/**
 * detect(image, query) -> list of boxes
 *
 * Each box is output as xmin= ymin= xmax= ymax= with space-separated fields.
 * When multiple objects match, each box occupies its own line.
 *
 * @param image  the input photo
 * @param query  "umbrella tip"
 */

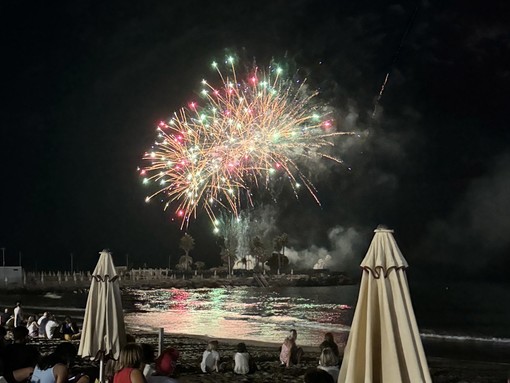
xmin=375 ymin=224 xmax=394 ymax=233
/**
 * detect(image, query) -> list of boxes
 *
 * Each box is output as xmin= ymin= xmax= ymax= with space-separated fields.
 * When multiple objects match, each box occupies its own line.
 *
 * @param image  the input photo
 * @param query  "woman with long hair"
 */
xmin=113 ymin=343 xmax=147 ymax=383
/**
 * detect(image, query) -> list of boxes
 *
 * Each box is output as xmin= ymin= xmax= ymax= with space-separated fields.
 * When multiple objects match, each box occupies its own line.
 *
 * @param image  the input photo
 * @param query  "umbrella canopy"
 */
xmin=78 ymin=249 xmax=126 ymax=361
xmin=339 ymin=227 xmax=431 ymax=383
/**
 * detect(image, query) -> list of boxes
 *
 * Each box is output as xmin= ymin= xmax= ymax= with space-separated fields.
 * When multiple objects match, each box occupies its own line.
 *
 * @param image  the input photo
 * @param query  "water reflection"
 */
xmin=124 ymin=286 xmax=357 ymax=347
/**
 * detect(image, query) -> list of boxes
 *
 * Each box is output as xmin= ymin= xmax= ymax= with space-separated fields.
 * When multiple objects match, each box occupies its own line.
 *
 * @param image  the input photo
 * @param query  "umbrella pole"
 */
xmin=99 ymin=357 xmax=104 ymax=383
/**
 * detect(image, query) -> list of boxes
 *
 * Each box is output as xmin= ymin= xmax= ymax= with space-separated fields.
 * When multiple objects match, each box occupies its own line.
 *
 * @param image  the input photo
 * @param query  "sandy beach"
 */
xmin=29 ymin=331 xmax=510 ymax=383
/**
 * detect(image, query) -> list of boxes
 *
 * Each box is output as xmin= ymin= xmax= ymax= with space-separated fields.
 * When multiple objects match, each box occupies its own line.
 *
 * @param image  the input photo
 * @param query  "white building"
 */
xmin=0 ymin=266 xmax=24 ymax=287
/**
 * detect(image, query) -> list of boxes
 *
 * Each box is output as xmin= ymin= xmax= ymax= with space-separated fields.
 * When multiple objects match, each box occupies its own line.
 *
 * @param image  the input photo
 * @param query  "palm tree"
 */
xmin=194 ymin=261 xmax=205 ymax=271
xmin=220 ymin=247 xmax=235 ymax=276
xmin=250 ymin=236 xmax=265 ymax=271
xmin=179 ymin=233 xmax=195 ymax=271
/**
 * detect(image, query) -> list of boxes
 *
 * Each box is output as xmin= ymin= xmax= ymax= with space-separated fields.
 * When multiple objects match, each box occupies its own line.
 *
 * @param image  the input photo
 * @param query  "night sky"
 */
xmin=1 ymin=1 xmax=509 ymax=280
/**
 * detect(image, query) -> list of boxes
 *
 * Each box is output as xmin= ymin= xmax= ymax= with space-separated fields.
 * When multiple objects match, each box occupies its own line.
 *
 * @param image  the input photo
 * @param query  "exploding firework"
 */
xmin=141 ymin=55 xmax=352 ymax=227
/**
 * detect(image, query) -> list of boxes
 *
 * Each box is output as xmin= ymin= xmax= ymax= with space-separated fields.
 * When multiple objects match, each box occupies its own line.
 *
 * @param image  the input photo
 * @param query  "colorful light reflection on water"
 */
xmin=124 ymin=286 xmax=358 ymax=347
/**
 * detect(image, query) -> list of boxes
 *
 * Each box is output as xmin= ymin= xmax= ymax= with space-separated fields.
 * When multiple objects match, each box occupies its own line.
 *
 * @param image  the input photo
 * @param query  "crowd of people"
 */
xmin=0 ymin=303 xmax=81 ymax=341
xmin=0 ymin=301 xmax=342 ymax=383
xmin=0 ymin=302 xmax=84 ymax=383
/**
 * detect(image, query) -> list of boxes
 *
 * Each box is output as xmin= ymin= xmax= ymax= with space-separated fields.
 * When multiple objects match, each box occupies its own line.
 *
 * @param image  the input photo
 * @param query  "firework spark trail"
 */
xmin=372 ymin=5 xmax=419 ymax=119
xmin=141 ymin=56 xmax=353 ymax=227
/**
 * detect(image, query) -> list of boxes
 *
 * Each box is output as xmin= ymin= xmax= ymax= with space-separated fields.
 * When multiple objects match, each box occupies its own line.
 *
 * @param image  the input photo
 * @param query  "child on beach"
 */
xmin=233 ymin=342 xmax=250 ymax=375
xmin=317 ymin=347 xmax=339 ymax=382
xmin=150 ymin=347 xmax=180 ymax=382
xmin=200 ymin=340 xmax=220 ymax=373
xmin=319 ymin=332 xmax=339 ymax=358
xmin=280 ymin=329 xmax=304 ymax=367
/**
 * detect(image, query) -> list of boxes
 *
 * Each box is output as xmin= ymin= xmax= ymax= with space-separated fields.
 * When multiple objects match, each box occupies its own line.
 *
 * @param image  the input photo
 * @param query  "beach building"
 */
xmin=0 ymin=266 xmax=24 ymax=287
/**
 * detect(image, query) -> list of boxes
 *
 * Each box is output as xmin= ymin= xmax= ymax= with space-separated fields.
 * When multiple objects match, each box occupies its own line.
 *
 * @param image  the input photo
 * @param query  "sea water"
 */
xmin=123 ymin=283 xmax=510 ymax=362
xmin=1 ymin=282 xmax=509 ymax=362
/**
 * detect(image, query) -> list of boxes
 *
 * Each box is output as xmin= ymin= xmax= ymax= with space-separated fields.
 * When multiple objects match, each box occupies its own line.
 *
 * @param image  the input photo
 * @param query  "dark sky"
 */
xmin=1 ymin=0 xmax=509 ymax=280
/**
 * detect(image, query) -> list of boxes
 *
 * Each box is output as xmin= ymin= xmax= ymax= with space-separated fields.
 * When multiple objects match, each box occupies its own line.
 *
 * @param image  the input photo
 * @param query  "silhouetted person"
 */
xmin=0 ymin=308 xmax=10 ymax=326
xmin=303 ymin=368 xmax=335 ymax=383
xmin=3 ymin=326 xmax=39 ymax=383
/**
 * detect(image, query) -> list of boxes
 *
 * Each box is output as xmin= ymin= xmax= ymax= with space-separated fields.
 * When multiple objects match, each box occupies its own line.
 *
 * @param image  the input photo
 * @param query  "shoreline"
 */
xmin=1 ymin=270 xmax=357 ymax=292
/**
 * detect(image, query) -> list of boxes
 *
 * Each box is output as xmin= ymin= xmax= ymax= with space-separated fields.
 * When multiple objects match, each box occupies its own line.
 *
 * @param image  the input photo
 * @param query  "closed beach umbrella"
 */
xmin=339 ymin=226 xmax=431 ymax=383
xmin=78 ymin=249 xmax=126 ymax=381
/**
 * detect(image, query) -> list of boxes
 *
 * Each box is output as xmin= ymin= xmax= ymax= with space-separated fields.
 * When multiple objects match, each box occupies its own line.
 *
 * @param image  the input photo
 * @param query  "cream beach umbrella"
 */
xmin=338 ymin=226 xmax=431 ymax=383
xmin=78 ymin=249 xmax=126 ymax=382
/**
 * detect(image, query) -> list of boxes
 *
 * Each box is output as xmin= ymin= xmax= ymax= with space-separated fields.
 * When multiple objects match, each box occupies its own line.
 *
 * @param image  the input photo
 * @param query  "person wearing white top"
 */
xmin=13 ymin=302 xmax=23 ymax=327
xmin=233 ymin=343 xmax=250 ymax=375
xmin=26 ymin=316 xmax=39 ymax=338
xmin=37 ymin=312 xmax=49 ymax=338
xmin=200 ymin=340 xmax=220 ymax=373
xmin=45 ymin=317 xmax=60 ymax=339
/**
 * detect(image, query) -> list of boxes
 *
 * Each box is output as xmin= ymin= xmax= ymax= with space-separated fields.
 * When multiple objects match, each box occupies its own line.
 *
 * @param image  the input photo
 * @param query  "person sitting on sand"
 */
xmin=113 ymin=343 xmax=147 ymax=383
xmin=61 ymin=317 xmax=80 ymax=341
xmin=147 ymin=347 xmax=180 ymax=383
xmin=303 ymin=367 xmax=335 ymax=383
xmin=233 ymin=342 xmax=250 ymax=375
xmin=280 ymin=329 xmax=304 ymax=367
xmin=317 ymin=347 xmax=339 ymax=382
xmin=30 ymin=342 xmax=89 ymax=383
xmin=37 ymin=312 xmax=49 ymax=338
xmin=319 ymin=332 xmax=339 ymax=359
xmin=200 ymin=340 xmax=220 ymax=373
xmin=26 ymin=316 xmax=39 ymax=338
xmin=45 ymin=315 xmax=60 ymax=340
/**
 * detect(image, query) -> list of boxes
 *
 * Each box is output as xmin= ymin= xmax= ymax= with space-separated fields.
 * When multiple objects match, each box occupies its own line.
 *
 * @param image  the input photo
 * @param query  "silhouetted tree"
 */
xmin=250 ymin=236 xmax=266 ymax=271
xmin=267 ymin=252 xmax=290 ymax=272
xmin=194 ymin=261 xmax=205 ymax=271
xmin=179 ymin=234 xmax=195 ymax=271
xmin=220 ymin=246 xmax=235 ymax=275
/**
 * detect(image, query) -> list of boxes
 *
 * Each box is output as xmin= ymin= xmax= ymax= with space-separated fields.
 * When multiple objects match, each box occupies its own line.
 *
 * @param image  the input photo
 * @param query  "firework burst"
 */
xmin=141 ymin=56 xmax=352 ymax=227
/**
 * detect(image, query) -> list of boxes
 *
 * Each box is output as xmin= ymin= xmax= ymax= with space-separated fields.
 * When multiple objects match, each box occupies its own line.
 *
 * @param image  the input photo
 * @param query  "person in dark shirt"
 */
xmin=319 ymin=332 xmax=339 ymax=358
xmin=61 ymin=316 xmax=80 ymax=340
xmin=0 ymin=308 xmax=11 ymax=326
xmin=3 ymin=326 xmax=39 ymax=383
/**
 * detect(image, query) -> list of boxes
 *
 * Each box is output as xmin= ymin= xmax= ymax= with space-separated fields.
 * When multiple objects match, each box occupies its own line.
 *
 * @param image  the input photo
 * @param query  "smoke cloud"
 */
xmin=285 ymin=225 xmax=364 ymax=273
xmin=417 ymin=153 xmax=510 ymax=275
